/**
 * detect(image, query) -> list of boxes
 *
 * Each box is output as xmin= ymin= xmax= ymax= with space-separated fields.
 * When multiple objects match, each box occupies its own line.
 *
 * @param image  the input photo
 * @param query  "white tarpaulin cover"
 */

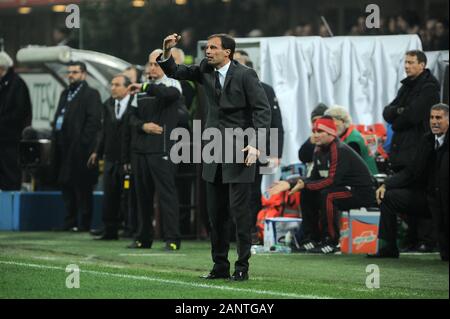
xmin=259 ymin=34 xmax=423 ymax=166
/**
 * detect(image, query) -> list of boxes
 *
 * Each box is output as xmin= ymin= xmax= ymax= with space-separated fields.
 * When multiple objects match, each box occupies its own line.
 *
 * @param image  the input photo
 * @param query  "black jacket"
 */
xmin=261 ymin=82 xmax=284 ymax=158
xmin=385 ymin=131 xmax=448 ymax=210
xmin=96 ymin=96 xmax=134 ymax=163
xmin=299 ymin=139 xmax=374 ymax=191
xmin=383 ymin=69 xmax=440 ymax=171
xmin=158 ymin=55 xmax=271 ymax=183
xmin=128 ymin=83 xmax=180 ymax=155
xmin=52 ymin=81 xmax=102 ymax=186
xmin=0 ymin=68 xmax=32 ymax=143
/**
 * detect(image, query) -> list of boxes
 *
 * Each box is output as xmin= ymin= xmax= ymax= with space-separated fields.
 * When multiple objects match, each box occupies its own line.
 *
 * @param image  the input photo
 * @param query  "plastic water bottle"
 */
xmin=270 ymin=245 xmax=292 ymax=253
xmin=251 ymin=245 xmax=266 ymax=254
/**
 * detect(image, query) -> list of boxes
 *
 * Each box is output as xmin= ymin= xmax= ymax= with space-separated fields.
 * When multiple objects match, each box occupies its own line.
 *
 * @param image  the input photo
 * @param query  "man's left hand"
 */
xmin=242 ymin=145 xmax=261 ymax=167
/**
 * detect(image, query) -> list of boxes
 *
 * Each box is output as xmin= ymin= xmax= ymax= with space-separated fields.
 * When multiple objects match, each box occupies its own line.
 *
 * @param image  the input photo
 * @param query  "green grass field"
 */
xmin=0 ymin=231 xmax=448 ymax=299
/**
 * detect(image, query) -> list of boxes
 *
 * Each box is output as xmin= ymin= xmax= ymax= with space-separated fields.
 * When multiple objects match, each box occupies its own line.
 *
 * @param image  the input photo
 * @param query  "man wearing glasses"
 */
xmin=52 ymin=61 xmax=102 ymax=232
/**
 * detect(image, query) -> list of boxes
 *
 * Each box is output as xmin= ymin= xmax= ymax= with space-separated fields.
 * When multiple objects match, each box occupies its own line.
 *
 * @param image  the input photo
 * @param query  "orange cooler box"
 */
xmin=340 ymin=209 xmax=380 ymax=254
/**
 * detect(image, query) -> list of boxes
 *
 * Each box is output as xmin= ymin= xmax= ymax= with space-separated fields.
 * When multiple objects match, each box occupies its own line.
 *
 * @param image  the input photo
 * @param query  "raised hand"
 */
xmin=163 ymin=33 xmax=181 ymax=58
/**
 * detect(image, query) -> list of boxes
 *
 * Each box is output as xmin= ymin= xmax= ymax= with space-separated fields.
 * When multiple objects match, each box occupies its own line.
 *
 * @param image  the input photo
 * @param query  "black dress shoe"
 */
xmin=200 ymin=271 xmax=230 ymax=280
xmin=94 ymin=234 xmax=118 ymax=240
xmin=90 ymin=229 xmax=104 ymax=236
xmin=367 ymin=247 xmax=399 ymax=259
xmin=127 ymin=240 xmax=152 ymax=249
xmin=416 ymin=243 xmax=435 ymax=253
xmin=230 ymin=271 xmax=249 ymax=281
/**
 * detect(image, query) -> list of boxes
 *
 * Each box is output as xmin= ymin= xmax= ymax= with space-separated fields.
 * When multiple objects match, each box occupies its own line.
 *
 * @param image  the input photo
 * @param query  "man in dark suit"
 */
xmin=371 ymin=104 xmax=449 ymax=261
xmin=52 ymin=61 xmax=102 ymax=232
xmin=157 ymin=33 xmax=271 ymax=281
xmin=87 ymin=74 xmax=134 ymax=240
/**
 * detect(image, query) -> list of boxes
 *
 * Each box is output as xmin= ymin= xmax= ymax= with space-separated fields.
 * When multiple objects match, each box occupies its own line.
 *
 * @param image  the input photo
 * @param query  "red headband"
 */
xmin=313 ymin=118 xmax=337 ymax=136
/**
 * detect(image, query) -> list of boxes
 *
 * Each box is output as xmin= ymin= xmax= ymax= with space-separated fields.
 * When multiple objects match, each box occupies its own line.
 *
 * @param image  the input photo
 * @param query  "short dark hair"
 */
xmin=113 ymin=74 xmax=131 ymax=87
xmin=406 ymin=50 xmax=427 ymax=65
xmin=235 ymin=49 xmax=249 ymax=57
xmin=68 ymin=61 xmax=87 ymax=72
xmin=431 ymin=103 xmax=449 ymax=116
xmin=208 ymin=33 xmax=236 ymax=59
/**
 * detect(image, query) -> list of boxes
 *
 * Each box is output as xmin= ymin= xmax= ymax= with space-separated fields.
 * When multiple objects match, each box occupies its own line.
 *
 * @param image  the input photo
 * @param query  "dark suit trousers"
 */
xmin=206 ymin=165 xmax=252 ymax=273
xmin=428 ymin=194 xmax=449 ymax=260
xmin=133 ymin=153 xmax=180 ymax=243
xmin=378 ymin=188 xmax=429 ymax=248
xmin=62 ymin=185 xmax=93 ymax=230
xmin=102 ymin=160 xmax=123 ymax=235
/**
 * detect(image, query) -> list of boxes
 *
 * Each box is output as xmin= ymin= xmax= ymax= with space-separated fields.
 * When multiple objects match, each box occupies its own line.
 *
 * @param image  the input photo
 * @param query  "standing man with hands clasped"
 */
xmin=153 ymin=33 xmax=271 ymax=281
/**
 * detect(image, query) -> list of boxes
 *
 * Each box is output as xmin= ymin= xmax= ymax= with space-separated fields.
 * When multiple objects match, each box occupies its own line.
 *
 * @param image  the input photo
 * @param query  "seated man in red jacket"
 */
xmin=268 ymin=116 xmax=376 ymax=254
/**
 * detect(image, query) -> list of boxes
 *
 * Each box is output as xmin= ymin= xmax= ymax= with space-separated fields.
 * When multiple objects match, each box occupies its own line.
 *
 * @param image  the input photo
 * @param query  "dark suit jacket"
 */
xmin=261 ymin=82 xmax=283 ymax=158
xmin=158 ymin=56 xmax=271 ymax=183
xmin=52 ymin=81 xmax=102 ymax=186
xmin=96 ymin=96 xmax=134 ymax=163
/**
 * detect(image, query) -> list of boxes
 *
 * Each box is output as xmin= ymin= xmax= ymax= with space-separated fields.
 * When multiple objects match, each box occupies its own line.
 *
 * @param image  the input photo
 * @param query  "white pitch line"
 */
xmin=0 ymin=260 xmax=332 ymax=299
xmin=119 ymin=253 xmax=187 ymax=257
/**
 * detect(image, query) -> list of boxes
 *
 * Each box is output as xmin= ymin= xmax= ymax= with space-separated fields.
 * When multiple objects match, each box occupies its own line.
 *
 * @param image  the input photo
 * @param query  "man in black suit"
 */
xmin=87 ymin=74 xmax=133 ymax=240
xmin=370 ymin=104 xmax=449 ymax=261
xmin=52 ymin=61 xmax=102 ymax=232
xmin=157 ymin=33 xmax=271 ymax=281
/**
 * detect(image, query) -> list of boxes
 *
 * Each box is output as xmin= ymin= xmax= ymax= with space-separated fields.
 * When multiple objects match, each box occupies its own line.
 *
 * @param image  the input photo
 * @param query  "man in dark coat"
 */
xmin=0 ymin=52 xmax=32 ymax=190
xmin=371 ymin=104 xmax=449 ymax=261
xmin=52 ymin=61 xmax=102 ymax=232
xmin=87 ymin=74 xmax=134 ymax=240
xmin=383 ymin=50 xmax=440 ymax=171
xmin=158 ymin=33 xmax=271 ymax=281
xmin=383 ymin=50 xmax=440 ymax=251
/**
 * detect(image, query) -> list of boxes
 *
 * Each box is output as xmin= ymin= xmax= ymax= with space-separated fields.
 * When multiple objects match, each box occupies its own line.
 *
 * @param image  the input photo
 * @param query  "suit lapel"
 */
xmin=222 ymin=61 xmax=236 ymax=91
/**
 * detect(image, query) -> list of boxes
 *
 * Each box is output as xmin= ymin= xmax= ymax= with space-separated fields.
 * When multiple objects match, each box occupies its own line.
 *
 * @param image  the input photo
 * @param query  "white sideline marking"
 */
xmin=119 ymin=253 xmax=187 ymax=257
xmin=0 ymin=260 xmax=331 ymax=299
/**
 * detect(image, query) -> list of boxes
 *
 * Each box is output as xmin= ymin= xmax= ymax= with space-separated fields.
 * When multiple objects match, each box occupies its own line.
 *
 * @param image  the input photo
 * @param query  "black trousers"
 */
xmin=249 ymin=163 xmax=263 ymax=230
xmin=62 ymin=184 xmax=93 ymax=230
xmin=206 ymin=166 xmax=252 ymax=273
xmin=102 ymin=161 xmax=124 ymax=235
xmin=300 ymin=186 xmax=376 ymax=244
xmin=0 ymin=143 xmax=21 ymax=190
xmin=378 ymin=187 xmax=430 ymax=248
xmin=428 ymin=194 xmax=449 ymax=260
xmin=133 ymin=153 xmax=180 ymax=244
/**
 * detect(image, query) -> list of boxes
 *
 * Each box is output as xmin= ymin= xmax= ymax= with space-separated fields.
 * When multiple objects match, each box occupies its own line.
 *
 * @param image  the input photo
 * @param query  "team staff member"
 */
xmin=127 ymin=49 xmax=182 ymax=251
xmin=52 ymin=61 xmax=102 ymax=232
xmin=268 ymin=117 xmax=376 ymax=254
xmin=158 ymin=33 xmax=271 ymax=281
xmin=88 ymin=74 xmax=134 ymax=240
